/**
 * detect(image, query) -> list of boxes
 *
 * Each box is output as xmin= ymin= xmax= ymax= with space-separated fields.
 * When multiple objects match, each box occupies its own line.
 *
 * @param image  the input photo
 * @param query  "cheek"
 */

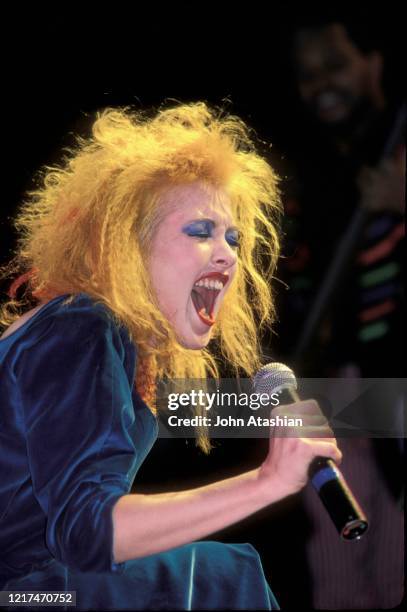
xmin=150 ymin=267 xmax=181 ymax=322
xmin=149 ymin=232 xmax=213 ymax=288
xmin=229 ymin=258 xmax=239 ymax=278
xmin=228 ymin=263 xmax=239 ymax=296
xmin=148 ymin=241 xmax=202 ymax=312
xmin=148 ymin=242 xmax=174 ymax=301
xmin=334 ymin=71 xmax=355 ymax=89
xmin=175 ymin=240 xmax=212 ymax=278
xmin=336 ymin=63 xmax=364 ymax=92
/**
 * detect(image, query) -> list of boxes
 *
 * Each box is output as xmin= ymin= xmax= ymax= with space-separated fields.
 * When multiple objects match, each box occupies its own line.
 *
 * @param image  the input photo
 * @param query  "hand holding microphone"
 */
xmin=253 ymin=363 xmax=368 ymax=541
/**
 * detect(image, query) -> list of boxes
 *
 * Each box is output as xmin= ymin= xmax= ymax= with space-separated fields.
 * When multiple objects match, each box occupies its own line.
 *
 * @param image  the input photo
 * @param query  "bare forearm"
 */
xmin=112 ymin=467 xmax=285 ymax=563
xmin=112 ymin=401 xmax=342 ymax=563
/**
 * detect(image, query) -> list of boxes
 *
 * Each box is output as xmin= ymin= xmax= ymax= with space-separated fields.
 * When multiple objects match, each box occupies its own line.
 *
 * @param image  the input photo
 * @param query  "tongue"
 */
xmin=191 ymin=287 xmax=217 ymax=321
xmin=191 ymin=288 xmax=207 ymax=315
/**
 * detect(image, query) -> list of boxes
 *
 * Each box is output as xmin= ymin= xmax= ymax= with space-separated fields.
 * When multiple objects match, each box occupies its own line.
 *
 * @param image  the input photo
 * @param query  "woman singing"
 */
xmin=0 ymin=102 xmax=341 ymax=610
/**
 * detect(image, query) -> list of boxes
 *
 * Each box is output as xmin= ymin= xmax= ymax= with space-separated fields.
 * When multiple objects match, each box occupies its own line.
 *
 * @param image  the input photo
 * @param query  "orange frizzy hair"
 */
xmin=0 ymin=102 xmax=282 ymax=453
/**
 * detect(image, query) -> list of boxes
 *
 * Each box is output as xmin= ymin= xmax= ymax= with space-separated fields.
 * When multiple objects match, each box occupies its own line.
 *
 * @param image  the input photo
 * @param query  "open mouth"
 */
xmin=191 ymin=273 xmax=228 ymax=327
xmin=312 ymin=90 xmax=349 ymax=121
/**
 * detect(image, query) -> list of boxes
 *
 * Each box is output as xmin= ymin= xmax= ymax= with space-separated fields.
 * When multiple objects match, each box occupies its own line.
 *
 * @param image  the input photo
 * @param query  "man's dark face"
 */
xmin=294 ymin=24 xmax=380 ymax=125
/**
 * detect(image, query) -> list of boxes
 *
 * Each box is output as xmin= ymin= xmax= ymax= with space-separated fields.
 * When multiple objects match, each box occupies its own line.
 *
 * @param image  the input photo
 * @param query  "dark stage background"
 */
xmin=1 ymin=6 xmax=404 ymax=609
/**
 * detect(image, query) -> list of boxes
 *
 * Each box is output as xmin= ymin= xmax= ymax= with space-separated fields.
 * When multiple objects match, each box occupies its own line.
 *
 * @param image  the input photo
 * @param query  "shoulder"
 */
xmin=8 ymin=293 xmax=137 ymax=378
xmin=31 ymin=293 xmax=129 ymax=343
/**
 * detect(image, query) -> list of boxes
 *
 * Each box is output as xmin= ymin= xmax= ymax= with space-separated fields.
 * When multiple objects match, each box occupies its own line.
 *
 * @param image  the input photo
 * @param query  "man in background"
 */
xmin=278 ymin=19 xmax=404 ymax=376
xmin=273 ymin=19 xmax=404 ymax=609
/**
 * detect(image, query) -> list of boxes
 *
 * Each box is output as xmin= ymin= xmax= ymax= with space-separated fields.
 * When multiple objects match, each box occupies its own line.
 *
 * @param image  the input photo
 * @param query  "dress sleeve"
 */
xmin=17 ymin=305 xmax=138 ymax=574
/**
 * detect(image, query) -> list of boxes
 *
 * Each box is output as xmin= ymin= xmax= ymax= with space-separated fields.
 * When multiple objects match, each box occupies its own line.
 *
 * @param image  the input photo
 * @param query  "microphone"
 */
xmin=253 ymin=362 xmax=368 ymax=541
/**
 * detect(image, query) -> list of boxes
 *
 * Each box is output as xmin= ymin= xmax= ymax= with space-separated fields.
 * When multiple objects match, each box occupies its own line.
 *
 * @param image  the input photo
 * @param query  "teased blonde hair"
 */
xmin=0 ymin=102 xmax=281 ymax=452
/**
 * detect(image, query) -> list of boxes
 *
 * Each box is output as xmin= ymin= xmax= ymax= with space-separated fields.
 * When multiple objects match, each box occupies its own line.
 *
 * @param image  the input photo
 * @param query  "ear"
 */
xmin=367 ymin=51 xmax=384 ymax=87
xmin=366 ymin=51 xmax=385 ymax=107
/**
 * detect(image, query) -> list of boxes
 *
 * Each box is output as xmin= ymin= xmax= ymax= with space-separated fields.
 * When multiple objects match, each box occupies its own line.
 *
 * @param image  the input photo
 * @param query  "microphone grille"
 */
xmin=253 ymin=362 xmax=297 ymax=395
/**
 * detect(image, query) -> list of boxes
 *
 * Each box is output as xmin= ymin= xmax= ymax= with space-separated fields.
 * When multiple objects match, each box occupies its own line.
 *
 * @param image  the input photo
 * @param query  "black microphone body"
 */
xmin=254 ymin=363 xmax=369 ymax=541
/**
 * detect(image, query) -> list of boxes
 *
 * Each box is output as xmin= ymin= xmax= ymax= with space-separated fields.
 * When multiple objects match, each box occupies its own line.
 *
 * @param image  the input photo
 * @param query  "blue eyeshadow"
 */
xmin=182 ymin=220 xmax=215 ymax=236
xmin=182 ymin=219 xmax=239 ymax=246
xmin=225 ymin=228 xmax=239 ymax=247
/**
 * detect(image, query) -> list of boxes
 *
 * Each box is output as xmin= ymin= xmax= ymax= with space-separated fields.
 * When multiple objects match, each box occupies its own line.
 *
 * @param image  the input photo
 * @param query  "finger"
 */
xmin=271 ymin=424 xmax=334 ymax=440
xmin=308 ymin=440 xmax=343 ymax=464
xmin=295 ymin=413 xmax=329 ymax=426
xmin=270 ymin=409 xmax=327 ymax=425
xmin=273 ymin=399 xmax=322 ymax=417
xmin=299 ymin=425 xmax=335 ymax=438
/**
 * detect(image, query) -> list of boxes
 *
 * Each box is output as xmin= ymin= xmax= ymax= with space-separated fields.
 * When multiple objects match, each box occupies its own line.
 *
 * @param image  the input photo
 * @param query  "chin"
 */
xmin=178 ymin=331 xmax=212 ymax=350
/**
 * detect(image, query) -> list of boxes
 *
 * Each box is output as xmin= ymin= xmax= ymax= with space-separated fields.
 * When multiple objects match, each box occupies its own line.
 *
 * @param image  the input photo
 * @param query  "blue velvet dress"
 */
xmin=0 ymin=293 xmax=279 ymax=610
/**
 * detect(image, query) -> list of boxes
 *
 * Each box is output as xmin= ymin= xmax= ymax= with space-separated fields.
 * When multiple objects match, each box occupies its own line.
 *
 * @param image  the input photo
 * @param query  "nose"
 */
xmin=211 ymin=236 xmax=238 ymax=269
xmin=300 ymin=69 xmax=334 ymax=99
xmin=315 ymin=65 xmax=343 ymax=93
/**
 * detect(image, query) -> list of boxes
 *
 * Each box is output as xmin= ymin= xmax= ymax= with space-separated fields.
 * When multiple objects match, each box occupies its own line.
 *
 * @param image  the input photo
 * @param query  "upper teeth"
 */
xmin=194 ymin=279 xmax=223 ymax=290
xmin=317 ymin=92 xmax=341 ymax=110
